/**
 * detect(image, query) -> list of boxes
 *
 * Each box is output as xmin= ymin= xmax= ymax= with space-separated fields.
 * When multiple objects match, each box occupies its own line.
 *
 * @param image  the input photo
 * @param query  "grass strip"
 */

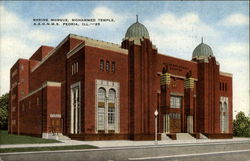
xmin=0 ymin=145 xmax=98 ymax=153
xmin=0 ymin=130 xmax=61 ymax=144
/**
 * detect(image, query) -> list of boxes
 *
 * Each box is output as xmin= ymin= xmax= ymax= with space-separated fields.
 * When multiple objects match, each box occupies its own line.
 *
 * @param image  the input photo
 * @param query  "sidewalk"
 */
xmin=1 ymin=137 xmax=250 ymax=149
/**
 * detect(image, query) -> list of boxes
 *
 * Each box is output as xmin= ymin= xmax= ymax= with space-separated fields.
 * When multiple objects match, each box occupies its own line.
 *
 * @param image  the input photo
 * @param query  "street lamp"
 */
xmin=154 ymin=109 xmax=158 ymax=145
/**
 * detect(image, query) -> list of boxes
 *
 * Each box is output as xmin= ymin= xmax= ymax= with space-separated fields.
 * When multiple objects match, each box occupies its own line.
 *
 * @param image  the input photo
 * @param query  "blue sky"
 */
xmin=0 ymin=1 xmax=249 ymax=116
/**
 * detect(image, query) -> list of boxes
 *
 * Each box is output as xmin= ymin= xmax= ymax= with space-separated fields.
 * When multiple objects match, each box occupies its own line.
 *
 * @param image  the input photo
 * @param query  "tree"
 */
xmin=0 ymin=93 xmax=9 ymax=130
xmin=233 ymin=111 xmax=250 ymax=137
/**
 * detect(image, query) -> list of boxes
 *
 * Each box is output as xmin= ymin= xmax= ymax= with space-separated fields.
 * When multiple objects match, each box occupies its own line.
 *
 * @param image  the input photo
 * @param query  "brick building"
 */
xmin=8 ymin=19 xmax=233 ymax=140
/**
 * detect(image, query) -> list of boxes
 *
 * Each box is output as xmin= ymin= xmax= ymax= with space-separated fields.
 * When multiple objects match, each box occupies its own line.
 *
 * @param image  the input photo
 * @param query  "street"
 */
xmin=1 ymin=140 xmax=250 ymax=161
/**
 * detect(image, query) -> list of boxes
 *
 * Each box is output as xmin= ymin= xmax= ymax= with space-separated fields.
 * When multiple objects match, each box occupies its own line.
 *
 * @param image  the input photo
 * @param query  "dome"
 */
xmin=192 ymin=42 xmax=214 ymax=60
xmin=125 ymin=21 xmax=149 ymax=39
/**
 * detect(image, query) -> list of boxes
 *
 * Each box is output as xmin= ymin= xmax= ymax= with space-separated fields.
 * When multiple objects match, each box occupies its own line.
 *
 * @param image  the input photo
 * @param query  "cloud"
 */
xmin=28 ymin=30 xmax=55 ymax=43
xmin=218 ymin=43 xmax=249 ymax=59
xmin=217 ymin=42 xmax=249 ymax=117
xmin=144 ymin=12 xmax=219 ymax=58
xmin=0 ymin=5 xmax=27 ymax=33
xmin=220 ymin=13 xmax=249 ymax=26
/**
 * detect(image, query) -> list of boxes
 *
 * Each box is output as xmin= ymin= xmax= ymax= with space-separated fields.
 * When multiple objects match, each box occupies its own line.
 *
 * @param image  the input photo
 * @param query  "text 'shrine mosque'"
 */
xmin=9 ymin=19 xmax=233 ymax=140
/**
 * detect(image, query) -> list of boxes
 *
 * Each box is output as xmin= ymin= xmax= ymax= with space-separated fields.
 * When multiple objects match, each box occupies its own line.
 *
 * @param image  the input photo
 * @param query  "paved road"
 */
xmin=129 ymin=149 xmax=250 ymax=161
xmin=1 ymin=141 xmax=250 ymax=161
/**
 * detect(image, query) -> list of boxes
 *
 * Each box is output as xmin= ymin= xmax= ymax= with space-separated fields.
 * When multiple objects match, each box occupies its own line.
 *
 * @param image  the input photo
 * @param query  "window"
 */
xmin=71 ymin=62 xmax=79 ymax=75
xmin=98 ymin=88 xmax=106 ymax=102
xmin=100 ymin=60 xmax=104 ymax=71
xmin=111 ymin=62 xmax=115 ymax=73
xmin=37 ymin=97 xmax=39 ymax=105
xmin=97 ymin=85 xmax=118 ymax=132
xmin=97 ymin=87 xmax=106 ymax=131
xmin=220 ymin=101 xmax=229 ymax=133
xmin=225 ymin=83 xmax=227 ymax=91
xmin=76 ymin=62 xmax=78 ymax=73
xmin=21 ymin=64 xmax=24 ymax=70
xmin=170 ymin=96 xmax=182 ymax=108
xmin=108 ymin=89 xmax=116 ymax=102
xmin=106 ymin=61 xmax=110 ymax=72
xmin=108 ymin=107 xmax=115 ymax=124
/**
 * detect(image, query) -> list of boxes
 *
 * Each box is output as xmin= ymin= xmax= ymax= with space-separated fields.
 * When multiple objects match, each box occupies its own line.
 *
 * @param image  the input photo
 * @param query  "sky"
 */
xmin=0 ymin=1 xmax=249 ymax=116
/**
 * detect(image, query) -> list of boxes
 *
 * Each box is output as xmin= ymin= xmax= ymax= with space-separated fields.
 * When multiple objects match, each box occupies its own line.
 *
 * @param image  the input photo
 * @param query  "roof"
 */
xmin=192 ymin=42 xmax=214 ymax=59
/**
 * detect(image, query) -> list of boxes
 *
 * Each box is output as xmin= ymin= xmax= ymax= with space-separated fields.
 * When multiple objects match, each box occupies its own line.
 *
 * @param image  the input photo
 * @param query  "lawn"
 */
xmin=0 ymin=145 xmax=98 ymax=153
xmin=0 ymin=130 xmax=61 ymax=144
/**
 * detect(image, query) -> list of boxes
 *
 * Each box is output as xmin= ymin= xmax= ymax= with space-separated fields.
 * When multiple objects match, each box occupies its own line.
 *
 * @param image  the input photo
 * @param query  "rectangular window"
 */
xmin=37 ymin=97 xmax=39 ymax=105
xmin=111 ymin=62 xmax=115 ymax=73
xmin=98 ymin=107 xmax=105 ymax=130
xmin=76 ymin=62 xmax=78 ymax=73
xmin=108 ymin=107 xmax=115 ymax=130
xmin=100 ymin=60 xmax=104 ymax=71
xmin=170 ymin=96 xmax=182 ymax=108
xmin=106 ymin=61 xmax=110 ymax=72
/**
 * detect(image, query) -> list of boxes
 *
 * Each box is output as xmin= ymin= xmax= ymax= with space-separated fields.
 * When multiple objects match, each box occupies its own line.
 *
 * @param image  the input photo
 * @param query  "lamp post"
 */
xmin=154 ymin=109 xmax=158 ymax=145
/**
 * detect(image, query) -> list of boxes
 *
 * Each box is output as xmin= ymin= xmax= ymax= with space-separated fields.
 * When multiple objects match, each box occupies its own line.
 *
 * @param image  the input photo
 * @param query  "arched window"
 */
xmin=108 ymin=89 xmax=116 ymax=102
xmin=100 ymin=60 xmax=104 ymax=71
xmin=98 ymin=88 xmax=106 ymax=102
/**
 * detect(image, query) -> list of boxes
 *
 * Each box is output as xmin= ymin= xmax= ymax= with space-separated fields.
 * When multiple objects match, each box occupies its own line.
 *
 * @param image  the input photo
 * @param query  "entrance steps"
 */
xmin=199 ymin=133 xmax=209 ymax=139
xmin=176 ymin=133 xmax=196 ymax=140
xmin=161 ymin=133 xmax=172 ymax=140
xmin=57 ymin=133 xmax=71 ymax=140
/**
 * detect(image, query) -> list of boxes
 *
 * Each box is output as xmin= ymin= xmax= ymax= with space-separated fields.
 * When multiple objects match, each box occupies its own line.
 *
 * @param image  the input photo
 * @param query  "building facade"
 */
xmin=8 ymin=20 xmax=233 ymax=140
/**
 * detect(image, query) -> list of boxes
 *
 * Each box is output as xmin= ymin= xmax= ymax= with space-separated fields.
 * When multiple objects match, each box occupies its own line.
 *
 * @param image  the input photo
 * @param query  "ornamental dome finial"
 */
xmin=192 ymin=39 xmax=214 ymax=60
xmin=125 ymin=16 xmax=150 ymax=40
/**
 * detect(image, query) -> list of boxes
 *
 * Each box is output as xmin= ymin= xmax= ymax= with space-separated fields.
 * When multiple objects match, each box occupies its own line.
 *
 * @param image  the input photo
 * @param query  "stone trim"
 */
xmin=170 ymin=92 xmax=184 ymax=96
xmin=67 ymin=42 xmax=85 ymax=59
xmin=70 ymin=34 xmax=128 ymax=54
xmin=95 ymin=79 xmax=120 ymax=134
xmin=220 ymin=72 xmax=233 ymax=77
xmin=19 ymin=81 xmax=61 ymax=101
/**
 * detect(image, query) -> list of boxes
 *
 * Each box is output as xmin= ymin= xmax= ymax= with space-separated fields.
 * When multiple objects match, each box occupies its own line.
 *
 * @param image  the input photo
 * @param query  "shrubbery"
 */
xmin=0 ymin=93 xmax=9 ymax=130
xmin=233 ymin=111 xmax=250 ymax=137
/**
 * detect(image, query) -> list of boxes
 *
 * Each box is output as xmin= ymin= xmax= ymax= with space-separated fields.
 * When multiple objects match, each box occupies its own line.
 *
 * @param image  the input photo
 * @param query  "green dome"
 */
xmin=125 ymin=22 xmax=149 ymax=39
xmin=192 ymin=42 xmax=214 ymax=59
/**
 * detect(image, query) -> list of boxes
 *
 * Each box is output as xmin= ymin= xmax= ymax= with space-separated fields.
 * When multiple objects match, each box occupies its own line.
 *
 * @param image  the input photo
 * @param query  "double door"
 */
xmin=163 ymin=112 xmax=181 ymax=133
